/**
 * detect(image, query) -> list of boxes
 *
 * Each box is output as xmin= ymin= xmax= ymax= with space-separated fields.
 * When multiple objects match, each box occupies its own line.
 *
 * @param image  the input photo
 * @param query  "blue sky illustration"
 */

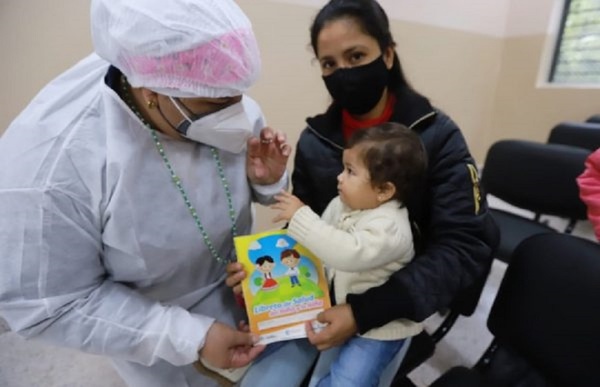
xmin=247 ymin=234 xmax=319 ymax=295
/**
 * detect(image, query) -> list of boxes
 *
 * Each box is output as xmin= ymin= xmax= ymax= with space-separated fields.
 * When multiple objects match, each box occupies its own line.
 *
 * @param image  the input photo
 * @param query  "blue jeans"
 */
xmin=309 ymin=336 xmax=408 ymax=387
xmin=239 ymin=339 xmax=318 ymax=387
xmin=239 ymin=336 xmax=411 ymax=387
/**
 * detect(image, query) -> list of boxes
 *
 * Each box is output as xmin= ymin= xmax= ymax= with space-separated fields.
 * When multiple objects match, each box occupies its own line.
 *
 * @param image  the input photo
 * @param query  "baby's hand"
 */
xmin=270 ymin=191 xmax=305 ymax=223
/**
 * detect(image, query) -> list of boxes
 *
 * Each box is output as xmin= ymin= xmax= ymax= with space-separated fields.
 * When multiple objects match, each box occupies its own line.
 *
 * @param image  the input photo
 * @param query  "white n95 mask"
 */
xmin=170 ymin=97 xmax=253 ymax=153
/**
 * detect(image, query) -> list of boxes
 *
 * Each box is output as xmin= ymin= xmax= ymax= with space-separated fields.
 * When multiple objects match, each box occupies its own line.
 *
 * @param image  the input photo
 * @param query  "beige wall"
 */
xmin=274 ymin=0 xmax=512 ymax=37
xmin=488 ymin=0 xmax=600 ymax=145
xmin=491 ymin=34 xmax=600 ymax=144
xmin=0 ymin=0 xmax=92 ymax=133
xmin=1 ymin=0 xmax=598 ymax=232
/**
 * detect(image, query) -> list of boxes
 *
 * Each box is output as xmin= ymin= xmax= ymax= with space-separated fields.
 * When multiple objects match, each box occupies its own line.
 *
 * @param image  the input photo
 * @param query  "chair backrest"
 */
xmin=585 ymin=114 xmax=600 ymax=124
xmin=487 ymin=233 xmax=600 ymax=387
xmin=481 ymin=139 xmax=589 ymax=220
xmin=547 ymin=121 xmax=600 ymax=152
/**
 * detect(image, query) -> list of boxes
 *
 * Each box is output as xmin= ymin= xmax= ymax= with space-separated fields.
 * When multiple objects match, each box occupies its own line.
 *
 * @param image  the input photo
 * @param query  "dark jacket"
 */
xmin=292 ymin=88 xmax=499 ymax=334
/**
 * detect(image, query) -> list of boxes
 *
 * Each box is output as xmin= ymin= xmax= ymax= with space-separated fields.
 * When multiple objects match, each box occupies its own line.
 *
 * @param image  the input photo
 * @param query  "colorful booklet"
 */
xmin=234 ymin=229 xmax=331 ymax=345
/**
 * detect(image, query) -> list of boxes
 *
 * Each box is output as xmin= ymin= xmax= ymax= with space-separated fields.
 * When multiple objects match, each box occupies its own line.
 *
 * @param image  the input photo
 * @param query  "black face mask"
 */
xmin=322 ymin=56 xmax=390 ymax=115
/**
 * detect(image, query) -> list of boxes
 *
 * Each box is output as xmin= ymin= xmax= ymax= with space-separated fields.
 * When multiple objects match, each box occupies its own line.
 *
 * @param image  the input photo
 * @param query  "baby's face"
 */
xmin=337 ymin=146 xmax=380 ymax=210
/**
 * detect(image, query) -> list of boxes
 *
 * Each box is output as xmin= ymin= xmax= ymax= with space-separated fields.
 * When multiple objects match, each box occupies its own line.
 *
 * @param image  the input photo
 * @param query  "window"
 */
xmin=549 ymin=0 xmax=600 ymax=84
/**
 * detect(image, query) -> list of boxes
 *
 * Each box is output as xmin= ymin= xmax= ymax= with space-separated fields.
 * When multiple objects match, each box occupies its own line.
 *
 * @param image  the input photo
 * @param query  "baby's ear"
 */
xmin=377 ymin=182 xmax=396 ymax=203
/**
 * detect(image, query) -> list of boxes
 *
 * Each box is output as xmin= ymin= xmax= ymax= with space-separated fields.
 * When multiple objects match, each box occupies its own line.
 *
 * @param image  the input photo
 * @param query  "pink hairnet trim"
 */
xmin=125 ymin=28 xmax=259 ymax=91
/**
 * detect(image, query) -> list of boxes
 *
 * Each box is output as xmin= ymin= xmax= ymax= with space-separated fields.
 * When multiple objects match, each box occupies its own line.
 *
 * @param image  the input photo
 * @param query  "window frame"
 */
xmin=547 ymin=0 xmax=600 ymax=85
xmin=548 ymin=0 xmax=572 ymax=82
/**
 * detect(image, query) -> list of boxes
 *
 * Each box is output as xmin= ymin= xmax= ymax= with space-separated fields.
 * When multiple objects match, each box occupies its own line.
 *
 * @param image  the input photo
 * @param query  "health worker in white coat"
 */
xmin=0 ymin=0 xmax=302 ymax=386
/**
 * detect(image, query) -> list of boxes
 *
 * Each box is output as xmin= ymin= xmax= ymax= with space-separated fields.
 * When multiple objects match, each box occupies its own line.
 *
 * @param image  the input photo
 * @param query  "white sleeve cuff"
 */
xmin=155 ymin=310 xmax=215 ymax=366
xmin=251 ymin=170 xmax=289 ymax=204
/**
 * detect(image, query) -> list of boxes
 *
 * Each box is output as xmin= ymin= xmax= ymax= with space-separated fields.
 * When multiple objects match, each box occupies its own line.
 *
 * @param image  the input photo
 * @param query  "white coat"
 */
xmin=0 ymin=54 xmax=285 ymax=386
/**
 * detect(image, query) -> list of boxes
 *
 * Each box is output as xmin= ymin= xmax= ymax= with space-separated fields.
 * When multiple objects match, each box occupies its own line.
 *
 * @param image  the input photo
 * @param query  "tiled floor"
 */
xmin=0 ymin=196 xmax=596 ymax=387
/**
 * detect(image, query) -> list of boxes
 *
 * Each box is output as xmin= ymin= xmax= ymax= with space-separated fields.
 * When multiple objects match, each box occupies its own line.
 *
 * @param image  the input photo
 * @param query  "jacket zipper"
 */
xmin=306 ymin=110 xmax=437 ymax=149
xmin=408 ymin=111 xmax=436 ymax=130
xmin=306 ymin=124 xmax=344 ymax=150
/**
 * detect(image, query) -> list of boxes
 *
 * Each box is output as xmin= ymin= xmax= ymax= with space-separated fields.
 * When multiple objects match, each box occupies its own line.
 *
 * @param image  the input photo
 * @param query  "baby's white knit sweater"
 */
xmin=287 ymin=196 xmax=422 ymax=340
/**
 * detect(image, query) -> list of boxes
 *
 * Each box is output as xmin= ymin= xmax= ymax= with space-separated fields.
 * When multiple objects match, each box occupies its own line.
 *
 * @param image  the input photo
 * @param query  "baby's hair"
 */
xmin=255 ymin=255 xmax=274 ymax=266
xmin=347 ymin=122 xmax=427 ymax=203
xmin=280 ymin=249 xmax=300 ymax=260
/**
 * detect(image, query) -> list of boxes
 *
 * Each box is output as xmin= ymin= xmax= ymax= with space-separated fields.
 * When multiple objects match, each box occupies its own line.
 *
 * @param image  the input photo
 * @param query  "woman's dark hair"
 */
xmin=347 ymin=122 xmax=428 ymax=203
xmin=310 ymin=0 xmax=411 ymax=91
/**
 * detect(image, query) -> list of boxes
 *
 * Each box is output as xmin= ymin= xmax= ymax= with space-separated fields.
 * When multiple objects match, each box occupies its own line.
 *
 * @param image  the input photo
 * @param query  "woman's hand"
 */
xmin=225 ymin=262 xmax=247 ymax=296
xmin=246 ymin=127 xmax=291 ymax=185
xmin=270 ymin=190 xmax=305 ymax=223
xmin=199 ymin=321 xmax=265 ymax=368
xmin=305 ymin=304 xmax=358 ymax=351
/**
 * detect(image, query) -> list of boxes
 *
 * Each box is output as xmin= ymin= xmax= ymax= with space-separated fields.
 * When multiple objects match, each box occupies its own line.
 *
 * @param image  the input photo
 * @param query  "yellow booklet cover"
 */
xmin=234 ymin=229 xmax=331 ymax=345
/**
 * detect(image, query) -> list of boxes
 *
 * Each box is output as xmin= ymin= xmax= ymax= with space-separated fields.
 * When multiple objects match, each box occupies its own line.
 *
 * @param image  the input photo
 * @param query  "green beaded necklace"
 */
xmin=120 ymin=76 xmax=237 ymax=264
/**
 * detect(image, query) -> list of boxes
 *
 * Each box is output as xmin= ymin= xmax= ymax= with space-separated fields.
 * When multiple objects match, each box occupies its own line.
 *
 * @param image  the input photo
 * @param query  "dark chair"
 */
xmin=547 ymin=121 xmax=600 ymax=152
xmin=481 ymin=139 xmax=589 ymax=262
xmin=585 ymin=114 xmax=600 ymax=124
xmin=430 ymin=233 xmax=600 ymax=387
xmin=391 ymin=259 xmax=492 ymax=385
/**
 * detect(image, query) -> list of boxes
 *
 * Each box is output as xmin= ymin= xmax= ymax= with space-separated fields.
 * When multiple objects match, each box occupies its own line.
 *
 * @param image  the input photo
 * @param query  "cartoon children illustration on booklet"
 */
xmin=254 ymin=255 xmax=279 ymax=291
xmin=234 ymin=230 xmax=331 ymax=343
xmin=280 ymin=249 xmax=302 ymax=287
xmin=238 ymin=231 xmax=327 ymax=306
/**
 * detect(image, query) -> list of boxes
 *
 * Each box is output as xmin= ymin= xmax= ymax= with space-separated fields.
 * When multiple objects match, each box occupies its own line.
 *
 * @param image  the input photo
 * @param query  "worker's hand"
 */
xmin=247 ymin=127 xmax=291 ymax=185
xmin=199 ymin=321 xmax=265 ymax=369
xmin=225 ymin=262 xmax=246 ymax=296
xmin=238 ymin=320 xmax=250 ymax=332
xmin=305 ymin=304 xmax=358 ymax=351
xmin=270 ymin=190 xmax=305 ymax=223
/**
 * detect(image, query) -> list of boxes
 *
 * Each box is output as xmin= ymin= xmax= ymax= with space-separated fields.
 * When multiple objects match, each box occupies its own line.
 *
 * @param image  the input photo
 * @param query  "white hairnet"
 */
xmin=91 ymin=0 xmax=261 ymax=98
